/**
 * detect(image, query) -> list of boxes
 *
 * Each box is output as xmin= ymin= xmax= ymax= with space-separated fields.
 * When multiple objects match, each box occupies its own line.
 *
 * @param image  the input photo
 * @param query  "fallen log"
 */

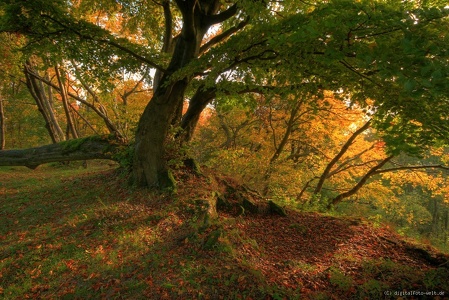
xmin=0 ymin=135 xmax=124 ymax=169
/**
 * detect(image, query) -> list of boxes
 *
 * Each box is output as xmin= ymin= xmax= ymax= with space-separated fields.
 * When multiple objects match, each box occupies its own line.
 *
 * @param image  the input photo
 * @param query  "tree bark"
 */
xmin=133 ymin=0 xmax=227 ymax=188
xmin=24 ymin=62 xmax=66 ymax=143
xmin=0 ymin=135 xmax=121 ymax=169
xmin=55 ymin=66 xmax=79 ymax=139
xmin=27 ymin=67 xmax=124 ymax=139
xmin=0 ymin=96 xmax=5 ymax=150
xmin=133 ymin=79 xmax=189 ymax=188
xmin=328 ymin=155 xmax=394 ymax=208
xmin=314 ymin=120 xmax=371 ymax=194
xmin=181 ymin=85 xmax=216 ymax=141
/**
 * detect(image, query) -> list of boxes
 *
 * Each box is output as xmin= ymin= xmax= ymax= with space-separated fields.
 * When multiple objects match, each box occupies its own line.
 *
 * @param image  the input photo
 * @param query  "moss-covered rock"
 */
xmin=194 ymin=198 xmax=218 ymax=228
xmin=268 ymin=200 xmax=287 ymax=216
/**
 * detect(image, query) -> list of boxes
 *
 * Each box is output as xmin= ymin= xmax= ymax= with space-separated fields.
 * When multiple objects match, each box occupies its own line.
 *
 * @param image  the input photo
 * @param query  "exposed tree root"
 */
xmin=214 ymin=177 xmax=287 ymax=217
xmin=380 ymin=236 xmax=449 ymax=268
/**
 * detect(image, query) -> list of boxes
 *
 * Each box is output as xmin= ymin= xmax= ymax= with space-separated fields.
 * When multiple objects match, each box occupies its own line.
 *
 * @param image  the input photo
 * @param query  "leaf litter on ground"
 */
xmin=1 ymin=162 xmax=448 ymax=299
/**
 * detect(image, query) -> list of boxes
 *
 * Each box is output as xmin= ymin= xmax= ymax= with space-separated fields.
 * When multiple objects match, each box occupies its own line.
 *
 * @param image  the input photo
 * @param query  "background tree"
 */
xmin=23 ymin=60 xmax=66 ymax=143
xmin=0 ymin=33 xmax=50 ymax=148
xmin=0 ymin=95 xmax=5 ymax=150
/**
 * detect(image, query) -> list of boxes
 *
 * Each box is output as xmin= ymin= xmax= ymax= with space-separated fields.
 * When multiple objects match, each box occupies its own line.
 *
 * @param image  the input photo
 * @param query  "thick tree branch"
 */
xmin=204 ymin=4 xmax=238 ymax=26
xmin=0 ymin=135 xmax=123 ymax=169
xmin=328 ymin=158 xmax=449 ymax=208
xmin=329 ymin=155 xmax=394 ymax=208
xmin=174 ymin=0 xmax=189 ymax=15
xmin=154 ymin=0 xmax=174 ymax=91
xmin=162 ymin=0 xmax=174 ymax=53
xmin=314 ymin=120 xmax=372 ymax=194
xmin=199 ymin=17 xmax=249 ymax=55
xmin=180 ymin=85 xmax=216 ymax=141
xmin=39 ymin=14 xmax=167 ymax=72
xmin=328 ymin=159 xmax=383 ymax=178
xmin=373 ymin=164 xmax=449 ymax=175
xmin=327 ymin=145 xmax=376 ymax=177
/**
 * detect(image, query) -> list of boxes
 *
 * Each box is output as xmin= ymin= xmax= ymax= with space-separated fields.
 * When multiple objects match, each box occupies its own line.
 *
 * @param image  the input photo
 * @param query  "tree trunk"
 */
xmin=133 ymin=79 xmax=188 ymax=188
xmin=328 ymin=155 xmax=394 ymax=208
xmin=263 ymin=100 xmax=303 ymax=195
xmin=432 ymin=198 xmax=439 ymax=235
xmin=0 ymin=96 xmax=5 ymax=150
xmin=132 ymin=0 xmax=226 ymax=188
xmin=314 ymin=120 xmax=371 ymax=195
xmin=132 ymin=5 xmax=196 ymax=189
xmin=445 ymin=208 xmax=448 ymax=245
xmin=24 ymin=62 xmax=65 ymax=143
xmin=55 ymin=66 xmax=79 ymax=139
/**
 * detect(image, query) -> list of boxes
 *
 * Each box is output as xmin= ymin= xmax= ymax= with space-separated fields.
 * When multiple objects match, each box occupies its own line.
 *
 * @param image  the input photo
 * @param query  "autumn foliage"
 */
xmin=1 ymin=0 xmax=449 ymax=297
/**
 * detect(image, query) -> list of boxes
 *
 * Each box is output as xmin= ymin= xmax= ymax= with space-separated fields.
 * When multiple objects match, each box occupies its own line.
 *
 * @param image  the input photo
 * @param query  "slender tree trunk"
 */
xmin=24 ymin=63 xmax=65 ymax=143
xmin=28 ymin=67 xmax=123 ymax=139
xmin=55 ymin=66 xmax=79 ymax=139
xmin=70 ymin=102 xmax=99 ymax=135
xmin=445 ymin=208 xmax=448 ymax=245
xmin=263 ymin=100 xmax=303 ymax=195
xmin=328 ymin=155 xmax=394 ymax=208
xmin=0 ymin=96 xmax=5 ymax=150
xmin=314 ymin=120 xmax=371 ymax=195
xmin=217 ymin=113 xmax=233 ymax=149
xmin=432 ymin=198 xmax=439 ymax=236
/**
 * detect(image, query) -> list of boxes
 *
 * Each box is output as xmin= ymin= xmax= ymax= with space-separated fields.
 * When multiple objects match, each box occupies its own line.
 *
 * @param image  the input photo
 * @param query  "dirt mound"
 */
xmin=230 ymin=210 xmax=449 ymax=299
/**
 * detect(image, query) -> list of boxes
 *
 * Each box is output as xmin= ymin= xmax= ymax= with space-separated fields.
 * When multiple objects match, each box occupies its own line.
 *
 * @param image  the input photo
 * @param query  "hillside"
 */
xmin=1 ymin=163 xmax=448 ymax=299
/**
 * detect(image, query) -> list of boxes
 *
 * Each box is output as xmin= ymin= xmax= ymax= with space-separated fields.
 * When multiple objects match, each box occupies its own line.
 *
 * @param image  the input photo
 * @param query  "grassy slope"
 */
xmin=1 ymin=163 xmax=448 ymax=299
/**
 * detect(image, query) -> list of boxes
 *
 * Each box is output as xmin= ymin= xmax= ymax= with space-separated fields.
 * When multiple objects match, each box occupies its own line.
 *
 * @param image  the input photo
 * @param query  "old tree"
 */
xmin=0 ymin=0 xmax=448 ymax=190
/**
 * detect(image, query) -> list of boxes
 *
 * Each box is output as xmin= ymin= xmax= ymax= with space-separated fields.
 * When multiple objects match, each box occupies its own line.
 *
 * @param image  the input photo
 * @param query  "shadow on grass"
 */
xmin=1 ymin=164 xmax=167 ymax=298
xmin=0 ymin=164 xmax=271 ymax=299
xmin=2 ymin=164 xmax=448 ymax=299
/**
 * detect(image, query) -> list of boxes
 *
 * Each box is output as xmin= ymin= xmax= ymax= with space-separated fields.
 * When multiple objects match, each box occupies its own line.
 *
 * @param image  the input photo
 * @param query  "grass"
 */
xmin=1 ymin=163 xmax=154 ymax=298
xmin=0 ymin=162 xmax=277 ymax=299
xmin=1 ymin=162 xmax=448 ymax=299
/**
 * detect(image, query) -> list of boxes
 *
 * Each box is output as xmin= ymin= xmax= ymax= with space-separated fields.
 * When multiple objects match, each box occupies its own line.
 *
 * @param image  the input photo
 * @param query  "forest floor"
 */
xmin=1 ymin=162 xmax=449 ymax=299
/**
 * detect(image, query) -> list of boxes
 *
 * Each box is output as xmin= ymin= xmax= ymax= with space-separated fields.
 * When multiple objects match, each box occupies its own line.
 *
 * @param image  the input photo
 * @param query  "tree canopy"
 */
xmin=0 ymin=0 xmax=448 ymax=188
